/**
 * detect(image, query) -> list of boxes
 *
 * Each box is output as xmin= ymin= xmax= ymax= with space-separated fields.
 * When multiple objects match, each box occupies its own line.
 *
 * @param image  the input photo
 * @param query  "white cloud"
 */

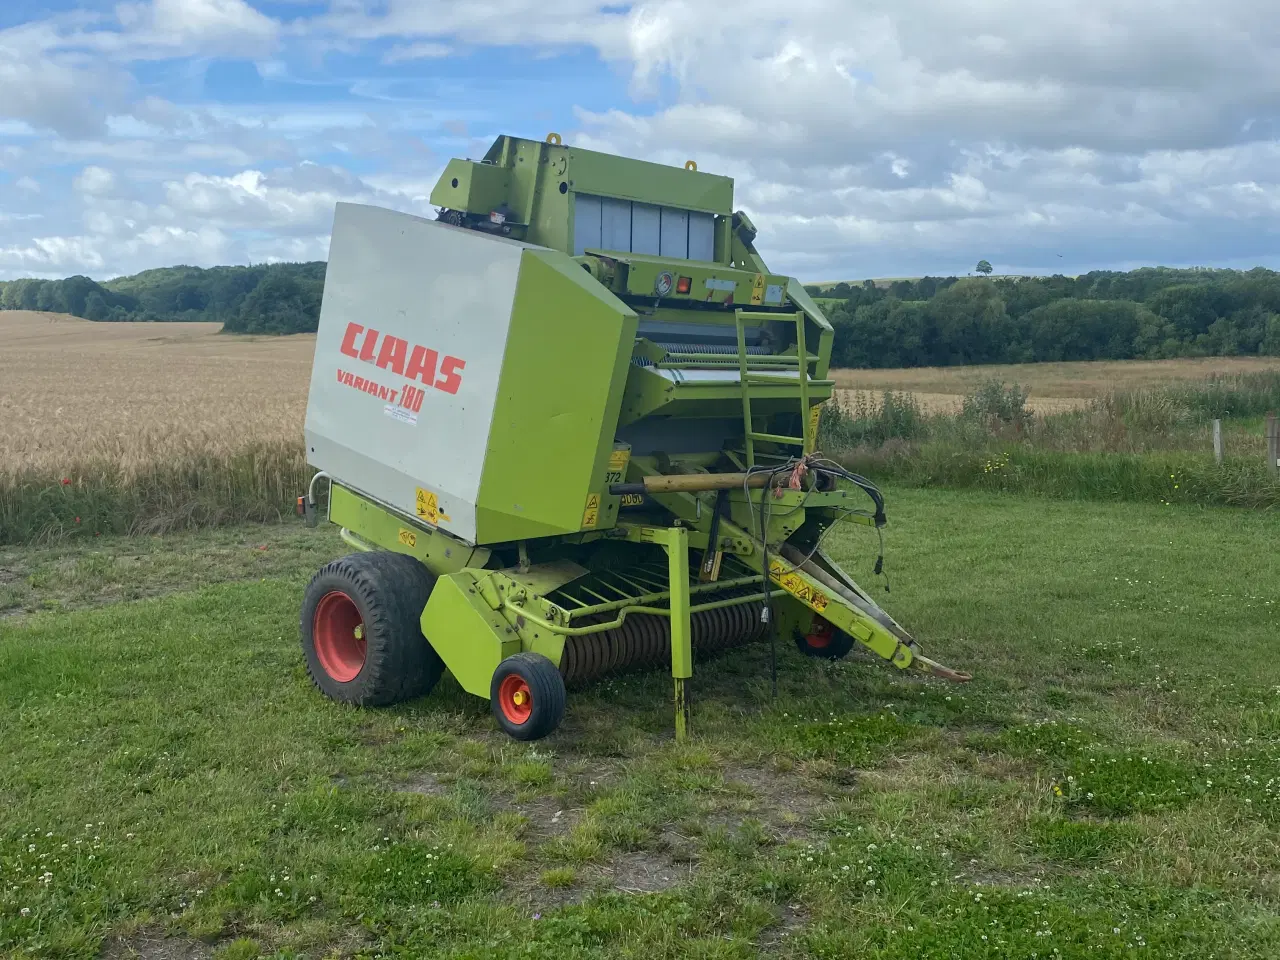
xmin=15 ymin=177 xmax=40 ymax=193
xmin=2 ymin=1 xmax=1280 ymax=281
xmin=381 ymin=41 xmax=452 ymax=64
xmin=113 ymin=0 xmax=279 ymax=56
xmin=73 ymin=166 xmax=117 ymax=196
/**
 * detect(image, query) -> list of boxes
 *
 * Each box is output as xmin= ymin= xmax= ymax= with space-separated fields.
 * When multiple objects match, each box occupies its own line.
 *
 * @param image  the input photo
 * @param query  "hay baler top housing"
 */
xmin=299 ymin=133 xmax=968 ymax=741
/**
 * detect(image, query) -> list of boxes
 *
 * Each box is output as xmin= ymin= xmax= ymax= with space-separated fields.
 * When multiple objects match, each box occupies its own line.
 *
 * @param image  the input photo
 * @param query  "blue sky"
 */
xmin=1 ymin=0 xmax=1279 ymax=282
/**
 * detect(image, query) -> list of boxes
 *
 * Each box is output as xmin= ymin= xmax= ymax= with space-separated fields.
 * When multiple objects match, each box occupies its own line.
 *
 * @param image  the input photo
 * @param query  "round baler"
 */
xmin=295 ymin=132 xmax=970 ymax=740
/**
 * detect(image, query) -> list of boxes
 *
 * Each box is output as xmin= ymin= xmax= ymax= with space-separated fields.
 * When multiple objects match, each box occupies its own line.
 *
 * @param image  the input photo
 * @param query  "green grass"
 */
xmin=3 ymin=490 xmax=1280 ymax=957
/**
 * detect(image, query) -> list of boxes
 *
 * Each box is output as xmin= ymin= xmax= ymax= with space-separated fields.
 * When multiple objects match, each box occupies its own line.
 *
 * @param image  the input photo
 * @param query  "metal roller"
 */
xmin=560 ymin=598 xmax=768 ymax=684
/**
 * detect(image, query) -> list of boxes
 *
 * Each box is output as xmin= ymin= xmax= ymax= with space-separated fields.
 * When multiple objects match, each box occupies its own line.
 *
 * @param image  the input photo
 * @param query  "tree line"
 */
xmin=0 ymin=262 xmax=325 ymax=334
xmin=806 ymin=267 xmax=1280 ymax=367
xmin=4 ymin=261 xmax=1280 ymax=364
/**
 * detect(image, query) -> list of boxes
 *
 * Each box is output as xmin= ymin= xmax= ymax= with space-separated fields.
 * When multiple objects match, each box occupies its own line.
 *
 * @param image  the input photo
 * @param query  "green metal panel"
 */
xmin=587 ymin=254 xmax=790 ymax=306
xmin=473 ymin=248 xmax=638 ymax=543
xmin=429 ymin=159 xmax=512 ymax=218
xmin=786 ymin=278 xmax=835 ymax=381
xmin=566 ymin=146 xmax=733 ymax=215
xmin=428 ymin=135 xmax=733 ymax=255
xmin=419 ymin=572 xmax=520 ymax=697
xmin=327 ymin=483 xmax=489 ymax=576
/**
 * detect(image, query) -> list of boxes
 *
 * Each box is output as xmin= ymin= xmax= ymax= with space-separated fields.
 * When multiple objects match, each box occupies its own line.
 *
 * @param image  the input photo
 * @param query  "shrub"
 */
xmin=960 ymin=379 xmax=1031 ymax=428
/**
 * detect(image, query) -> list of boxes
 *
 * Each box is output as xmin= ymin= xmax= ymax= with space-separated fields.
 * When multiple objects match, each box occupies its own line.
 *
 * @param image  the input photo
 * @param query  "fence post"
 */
xmin=1213 ymin=419 xmax=1223 ymax=465
xmin=1268 ymin=413 xmax=1279 ymax=478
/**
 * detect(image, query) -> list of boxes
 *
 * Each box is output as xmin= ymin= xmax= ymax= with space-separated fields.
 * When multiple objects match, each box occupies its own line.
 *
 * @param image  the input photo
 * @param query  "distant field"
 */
xmin=0 ymin=311 xmax=314 ymax=473
xmin=832 ymin=356 xmax=1280 ymax=414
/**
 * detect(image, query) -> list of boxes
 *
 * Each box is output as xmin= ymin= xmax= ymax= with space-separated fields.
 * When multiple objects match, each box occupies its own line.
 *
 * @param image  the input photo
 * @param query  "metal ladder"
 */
xmin=734 ymin=309 xmax=813 ymax=466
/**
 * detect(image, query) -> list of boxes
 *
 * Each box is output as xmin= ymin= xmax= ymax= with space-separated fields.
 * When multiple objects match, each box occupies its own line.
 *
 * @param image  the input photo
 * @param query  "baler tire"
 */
xmin=794 ymin=619 xmax=855 ymax=661
xmin=300 ymin=552 xmax=443 ymax=707
xmin=490 ymin=653 xmax=566 ymax=741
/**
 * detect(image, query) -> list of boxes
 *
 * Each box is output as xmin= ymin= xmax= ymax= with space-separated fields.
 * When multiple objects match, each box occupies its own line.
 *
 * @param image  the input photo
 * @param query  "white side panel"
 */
xmin=631 ymin=203 xmax=661 ymax=255
xmin=600 ymin=197 xmax=632 ymax=252
xmin=660 ymin=207 xmax=689 ymax=259
xmin=304 ymin=202 xmax=528 ymax=544
xmin=573 ymin=194 xmax=602 ymax=256
xmin=688 ymin=212 xmax=715 ymax=262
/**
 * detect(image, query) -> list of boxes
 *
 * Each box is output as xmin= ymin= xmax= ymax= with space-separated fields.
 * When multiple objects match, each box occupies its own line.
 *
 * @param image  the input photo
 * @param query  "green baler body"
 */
xmin=302 ymin=132 xmax=965 ymax=735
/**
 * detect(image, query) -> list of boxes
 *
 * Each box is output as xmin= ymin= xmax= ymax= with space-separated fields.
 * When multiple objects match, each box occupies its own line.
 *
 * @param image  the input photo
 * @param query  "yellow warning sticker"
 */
xmin=807 ymin=403 xmax=824 ymax=445
xmin=415 ymin=488 xmax=439 ymax=525
xmin=751 ymin=272 xmax=765 ymax=305
xmin=581 ymin=493 xmax=601 ymax=529
xmin=768 ymin=558 xmax=830 ymax=612
xmin=398 ymin=527 xmax=417 ymax=548
xmin=606 ymin=446 xmax=631 ymax=484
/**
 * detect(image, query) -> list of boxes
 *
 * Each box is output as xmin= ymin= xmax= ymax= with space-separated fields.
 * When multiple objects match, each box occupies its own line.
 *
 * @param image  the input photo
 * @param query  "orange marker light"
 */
xmin=676 ymin=276 xmax=692 ymax=294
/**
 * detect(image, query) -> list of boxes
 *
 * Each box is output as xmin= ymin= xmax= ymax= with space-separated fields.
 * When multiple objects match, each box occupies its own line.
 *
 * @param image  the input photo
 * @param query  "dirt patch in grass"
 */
xmin=100 ymin=931 xmax=212 ymax=960
xmin=396 ymin=772 xmax=450 ymax=796
xmin=757 ymin=903 xmax=808 ymax=952
xmin=716 ymin=764 xmax=834 ymax=843
xmin=607 ymin=850 xmax=688 ymax=893
xmin=511 ymin=792 xmax=580 ymax=841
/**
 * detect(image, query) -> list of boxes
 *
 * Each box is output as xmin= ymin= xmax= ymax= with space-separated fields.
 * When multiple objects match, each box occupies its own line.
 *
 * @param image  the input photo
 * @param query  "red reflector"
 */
xmin=676 ymin=276 xmax=692 ymax=294
xmin=296 ymin=497 xmax=306 ymax=516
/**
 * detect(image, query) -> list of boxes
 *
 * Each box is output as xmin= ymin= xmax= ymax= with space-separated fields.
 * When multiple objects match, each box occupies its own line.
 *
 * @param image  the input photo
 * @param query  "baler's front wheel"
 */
xmin=490 ymin=653 xmax=566 ymax=741
xmin=794 ymin=619 xmax=855 ymax=661
xmin=300 ymin=552 xmax=443 ymax=706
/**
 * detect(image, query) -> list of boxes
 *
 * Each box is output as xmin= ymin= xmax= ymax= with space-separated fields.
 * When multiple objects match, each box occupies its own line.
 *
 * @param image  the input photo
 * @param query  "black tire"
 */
xmin=794 ymin=618 xmax=855 ymax=661
xmin=300 ymin=551 xmax=443 ymax=706
xmin=490 ymin=652 xmax=566 ymax=741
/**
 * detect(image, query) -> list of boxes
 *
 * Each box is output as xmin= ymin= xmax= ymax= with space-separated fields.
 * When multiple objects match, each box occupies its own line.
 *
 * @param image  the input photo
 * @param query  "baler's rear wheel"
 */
xmin=794 ymin=618 xmax=855 ymax=661
xmin=490 ymin=652 xmax=566 ymax=741
xmin=300 ymin=552 xmax=443 ymax=706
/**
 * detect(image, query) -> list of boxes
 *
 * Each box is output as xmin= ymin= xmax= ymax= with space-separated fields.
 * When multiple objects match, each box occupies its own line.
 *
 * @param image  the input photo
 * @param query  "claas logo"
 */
xmin=339 ymin=322 xmax=465 ymax=395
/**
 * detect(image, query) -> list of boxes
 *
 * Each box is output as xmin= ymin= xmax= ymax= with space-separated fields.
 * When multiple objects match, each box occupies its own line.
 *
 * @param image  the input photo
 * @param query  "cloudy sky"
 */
xmin=1 ymin=0 xmax=1279 ymax=283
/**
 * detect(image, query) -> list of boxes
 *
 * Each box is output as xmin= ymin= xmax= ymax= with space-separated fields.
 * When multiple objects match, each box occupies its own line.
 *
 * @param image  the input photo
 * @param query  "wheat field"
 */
xmin=2 ymin=311 xmax=315 ymax=474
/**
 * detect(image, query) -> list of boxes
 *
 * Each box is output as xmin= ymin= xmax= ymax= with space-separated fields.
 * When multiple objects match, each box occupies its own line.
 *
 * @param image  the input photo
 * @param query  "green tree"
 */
xmin=975 ymin=260 xmax=993 ymax=275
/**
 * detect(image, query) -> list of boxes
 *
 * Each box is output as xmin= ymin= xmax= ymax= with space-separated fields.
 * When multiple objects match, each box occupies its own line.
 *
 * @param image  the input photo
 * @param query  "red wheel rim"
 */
xmin=806 ymin=620 xmax=834 ymax=649
xmin=498 ymin=674 xmax=533 ymax=724
xmin=313 ymin=591 xmax=366 ymax=682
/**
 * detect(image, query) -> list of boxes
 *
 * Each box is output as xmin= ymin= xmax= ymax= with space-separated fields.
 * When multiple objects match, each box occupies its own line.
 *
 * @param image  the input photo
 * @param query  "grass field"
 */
xmin=3 ymin=489 xmax=1280 ymax=958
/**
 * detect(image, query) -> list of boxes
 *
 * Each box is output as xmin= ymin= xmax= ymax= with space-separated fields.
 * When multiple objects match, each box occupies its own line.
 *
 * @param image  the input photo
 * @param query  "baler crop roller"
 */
xmin=297 ymin=132 xmax=970 ymax=740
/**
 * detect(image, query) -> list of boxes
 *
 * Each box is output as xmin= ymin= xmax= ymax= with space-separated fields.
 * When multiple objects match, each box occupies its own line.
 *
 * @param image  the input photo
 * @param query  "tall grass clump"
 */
xmin=823 ymin=374 xmax=1280 ymax=509
xmin=960 ymin=378 xmax=1032 ymax=429
xmin=0 ymin=443 xmax=314 ymax=544
xmin=819 ymin=391 xmax=926 ymax=449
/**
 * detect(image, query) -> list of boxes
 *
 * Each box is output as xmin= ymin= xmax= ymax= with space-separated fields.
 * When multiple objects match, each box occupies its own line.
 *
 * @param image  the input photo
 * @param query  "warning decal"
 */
xmin=807 ymin=403 xmax=823 ymax=446
xmin=582 ymin=493 xmax=601 ymax=529
xmin=398 ymin=527 xmax=417 ymax=548
xmin=768 ymin=558 xmax=829 ymax=612
xmin=750 ymin=273 xmax=765 ymax=305
xmin=606 ymin=446 xmax=631 ymax=485
xmin=415 ymin=488 xmax=449 ymax=525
